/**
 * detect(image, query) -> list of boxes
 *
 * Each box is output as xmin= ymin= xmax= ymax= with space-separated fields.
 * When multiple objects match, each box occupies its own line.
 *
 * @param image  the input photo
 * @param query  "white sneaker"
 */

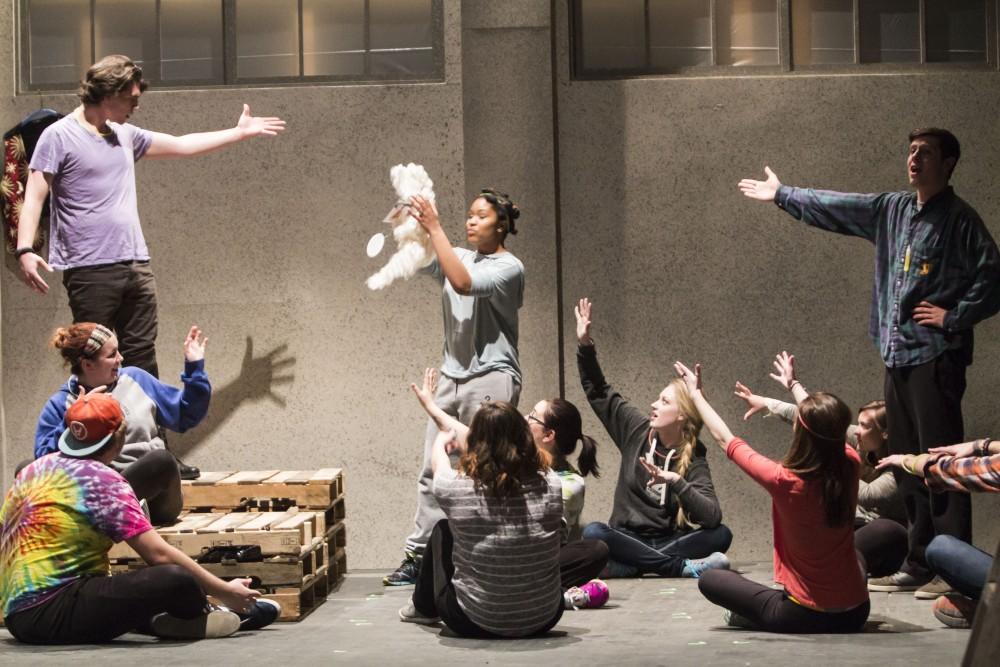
xmin=398 ymin=601 xmax=440 ymax=625
xmin=151 ymin=606 xmax=240 ymax=639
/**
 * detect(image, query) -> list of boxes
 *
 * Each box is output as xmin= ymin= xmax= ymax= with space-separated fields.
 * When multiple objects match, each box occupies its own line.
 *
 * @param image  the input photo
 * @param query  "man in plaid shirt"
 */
xmin=739 ymin=128 xmax=1000 ymax=596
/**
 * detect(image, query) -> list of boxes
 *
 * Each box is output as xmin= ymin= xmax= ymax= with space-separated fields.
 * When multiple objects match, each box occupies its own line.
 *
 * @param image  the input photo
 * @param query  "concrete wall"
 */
xmin=2 ymin=0 xmax=998 ymax=568
xmin=553 ymin=3 xmax=1000 ymax=560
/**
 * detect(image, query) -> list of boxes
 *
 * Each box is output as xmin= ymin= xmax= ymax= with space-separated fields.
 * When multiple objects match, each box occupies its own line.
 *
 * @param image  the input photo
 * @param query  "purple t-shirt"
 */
xmin=30 ymin=115 xmax=154 ymax=270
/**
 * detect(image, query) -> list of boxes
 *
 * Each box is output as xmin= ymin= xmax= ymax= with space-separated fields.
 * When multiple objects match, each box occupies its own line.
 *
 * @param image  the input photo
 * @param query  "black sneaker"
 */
xmin=383 ymin=555 xmax=420 ymax=586
xmin=237 ymin=599 xmax=282 ymax=631
xmin=176 ymin=458 xmax=201 ymax=481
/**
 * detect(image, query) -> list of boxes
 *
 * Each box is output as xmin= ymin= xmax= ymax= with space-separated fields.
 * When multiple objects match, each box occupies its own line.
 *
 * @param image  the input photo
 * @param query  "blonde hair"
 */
xmin=667 ymin=377 xmax=702 ymax=529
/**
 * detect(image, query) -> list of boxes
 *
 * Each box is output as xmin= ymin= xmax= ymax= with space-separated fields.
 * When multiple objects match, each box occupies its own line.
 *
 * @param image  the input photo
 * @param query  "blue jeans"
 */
xmin=925 ymin=534 xmax=991 ymax=600
xmin=582 ymin=522 xmax=732 ymax=577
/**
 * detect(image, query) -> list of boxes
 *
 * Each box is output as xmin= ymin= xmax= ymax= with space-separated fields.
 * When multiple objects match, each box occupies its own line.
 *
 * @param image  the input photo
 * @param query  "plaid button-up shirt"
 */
xmin=776 ymin=185 xmax=1000 ymax=368
xmin=926 ymin=454 xmax=1000 ymax=494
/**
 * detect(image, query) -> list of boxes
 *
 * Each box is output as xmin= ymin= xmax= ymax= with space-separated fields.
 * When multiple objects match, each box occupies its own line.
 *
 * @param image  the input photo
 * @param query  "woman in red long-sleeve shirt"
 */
xmin=664 ymin=354 xmax=870 ymax=633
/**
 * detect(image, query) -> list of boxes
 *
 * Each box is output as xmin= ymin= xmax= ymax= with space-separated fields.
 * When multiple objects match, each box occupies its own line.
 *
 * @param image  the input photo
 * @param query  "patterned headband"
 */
xmin=82 ymin=325 xmax=114 ymax=358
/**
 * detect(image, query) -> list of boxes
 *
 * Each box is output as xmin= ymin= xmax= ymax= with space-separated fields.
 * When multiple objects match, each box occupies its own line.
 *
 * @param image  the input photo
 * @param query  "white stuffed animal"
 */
xmin=366 ymin=163 xmax=436 ymax=291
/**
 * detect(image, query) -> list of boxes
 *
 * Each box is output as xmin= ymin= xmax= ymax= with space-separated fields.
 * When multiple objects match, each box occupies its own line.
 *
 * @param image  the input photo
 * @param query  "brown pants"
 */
xmin=63 ymin=260 xmax=159 ymax=377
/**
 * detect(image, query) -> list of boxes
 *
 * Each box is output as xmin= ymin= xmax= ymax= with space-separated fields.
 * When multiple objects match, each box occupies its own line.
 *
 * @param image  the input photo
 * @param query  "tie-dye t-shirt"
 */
xmin=0 ymin=453 xmax=152 ymax=617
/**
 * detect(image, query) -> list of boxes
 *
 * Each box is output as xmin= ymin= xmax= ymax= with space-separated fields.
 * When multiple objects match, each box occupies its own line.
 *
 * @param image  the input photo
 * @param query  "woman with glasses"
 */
xmin=574 ymin=298 xmax=732 ymax=578
xmin=385 ymin=189 xmax=525 ymax=586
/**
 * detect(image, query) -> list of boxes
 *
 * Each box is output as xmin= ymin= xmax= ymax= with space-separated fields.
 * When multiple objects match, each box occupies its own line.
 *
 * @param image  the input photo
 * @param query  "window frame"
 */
xmin=570 ymin=0 xmax=999 ymax=80
xmin=17 ymin=0 xmax=446 ymax=93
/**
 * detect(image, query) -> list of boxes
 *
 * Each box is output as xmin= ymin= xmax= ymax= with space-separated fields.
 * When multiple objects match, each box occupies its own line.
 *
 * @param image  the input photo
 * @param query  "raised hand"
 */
xmin=738 ymin=166 xmax=781 ymax=202
xmin=410 ymin=194 xmax=441 ymax=234
xmin=674 ymin=360 xmax=702 ymax=396
xmin=575 ymin=298 xmax=594 ymax=345
xmin=769 ymin=351 xmax=797 ymax=390
xmin=640 ymin=456 xmax=680 ymax=487
xmin=236 ymin=104 xmax=286 ymax=138
xmin=733 ymin=381 xmax=768 ymax=421
xmin=18 ymin=252 xmax=53 ymax=295
xmin=410 ymin=367 xmax=439 ymax=411
xmin=183 ymin=326 xmax=208 ymax=362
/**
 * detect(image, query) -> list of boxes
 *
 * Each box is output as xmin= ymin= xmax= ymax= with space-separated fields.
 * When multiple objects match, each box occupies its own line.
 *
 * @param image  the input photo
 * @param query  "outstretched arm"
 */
xmin=411 ymin=195 xmax=473 ymax=294
xmin=770 ymin=351 xmax=809 ymax=405
xmin=145 ymin=104 xmax=285 ymax=158
xmin=674 ymin=361 xmax=734 ymax=449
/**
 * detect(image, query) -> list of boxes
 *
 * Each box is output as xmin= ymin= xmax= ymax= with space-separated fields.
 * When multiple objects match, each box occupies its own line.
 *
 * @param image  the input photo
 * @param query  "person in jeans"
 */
xmin=678 ymin=354 xmax=870 ymax=633
xmin=878 ymin=436 xmax=1000 ymax=627
xmin=397 ymin=396 xmax=563 ymax=637
xmin=739 ymin=128 xmax=1000 ymax=597
xmin=33 ymin=322 xmax=211 ymax=525
xmin=1 ymin=391 xmax=279 ymax=643
xmin=385 ymin=190 xmax=525 ymax=586
xmin=575 ymin=298 xmax=732 ymax=578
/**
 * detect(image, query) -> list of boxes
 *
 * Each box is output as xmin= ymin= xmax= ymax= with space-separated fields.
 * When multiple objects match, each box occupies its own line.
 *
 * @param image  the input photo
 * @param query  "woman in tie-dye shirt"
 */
xmin=1 ymin=391 xmax=272 ymax=643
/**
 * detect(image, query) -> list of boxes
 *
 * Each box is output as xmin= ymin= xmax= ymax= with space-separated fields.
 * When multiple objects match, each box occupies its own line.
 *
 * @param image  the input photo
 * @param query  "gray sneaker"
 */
xmin=151 ymin=606 xmax=240 ymax=639
xmin=914 ymin=576 xmax=955 ymax=600
xmin=867 ymin=571 xmax=931 ymax=592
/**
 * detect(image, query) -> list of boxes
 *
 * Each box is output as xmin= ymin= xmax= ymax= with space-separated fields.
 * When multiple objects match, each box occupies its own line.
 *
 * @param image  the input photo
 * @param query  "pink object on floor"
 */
xmin=580 ymin=579 xmax=609 ymax=608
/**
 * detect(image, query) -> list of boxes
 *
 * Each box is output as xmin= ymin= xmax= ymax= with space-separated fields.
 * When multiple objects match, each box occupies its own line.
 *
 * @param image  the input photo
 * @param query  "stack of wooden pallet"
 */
xmin=108 ymin=468 xmax=345 ymax=621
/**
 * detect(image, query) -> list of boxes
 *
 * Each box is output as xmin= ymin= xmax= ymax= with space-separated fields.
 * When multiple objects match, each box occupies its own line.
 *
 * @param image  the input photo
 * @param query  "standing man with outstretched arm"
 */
xmin=738 ymin=128 xmax=1000 ymax=598
xmin=15 ymin=54 xmax=285 ymax=380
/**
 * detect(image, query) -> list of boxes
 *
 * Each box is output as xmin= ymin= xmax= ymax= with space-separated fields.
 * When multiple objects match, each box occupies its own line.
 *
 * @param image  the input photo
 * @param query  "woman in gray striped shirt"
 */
xmin=399 ymin=371 xmax=564 ymax=637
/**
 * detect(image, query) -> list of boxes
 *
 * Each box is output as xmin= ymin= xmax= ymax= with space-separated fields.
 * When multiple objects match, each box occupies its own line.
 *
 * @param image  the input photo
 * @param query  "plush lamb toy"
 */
xmin=365 ymin=163 xmax=436 ymax=291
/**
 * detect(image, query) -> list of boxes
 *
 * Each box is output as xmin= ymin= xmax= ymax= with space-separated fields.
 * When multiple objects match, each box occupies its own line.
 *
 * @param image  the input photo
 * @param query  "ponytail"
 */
xmin=542 ymin=398 xmax=601 ymax=478
xmin=576 ymin=434 xmax=601 ymax=478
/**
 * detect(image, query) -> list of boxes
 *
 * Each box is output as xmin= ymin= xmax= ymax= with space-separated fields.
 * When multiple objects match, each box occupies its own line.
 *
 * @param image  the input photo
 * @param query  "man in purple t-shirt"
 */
xmin=15 ymin=54 xmax=285 ymax=377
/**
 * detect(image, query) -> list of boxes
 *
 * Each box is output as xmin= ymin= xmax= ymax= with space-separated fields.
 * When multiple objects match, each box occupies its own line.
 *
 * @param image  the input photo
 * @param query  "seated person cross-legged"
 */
xmin=1 ymin=391 xmax=279 ymax=644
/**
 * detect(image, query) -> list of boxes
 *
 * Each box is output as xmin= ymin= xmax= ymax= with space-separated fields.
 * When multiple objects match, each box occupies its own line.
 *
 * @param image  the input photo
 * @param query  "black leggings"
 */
xmin=4 ymin=565 xmax=206 ymax=644
xmin=698 ymin=569 xmax=870 ymax=634
xmin=855 ymin=517 xmax=908 ymax=578
xmin=412 ymin=520 xmax=564 ymax=638
xmin=559 ymin=539 xmax=609 ymax=589
xmin=15 ymin=450 xmax=181 ymax=525
xmin=121 ymin=449 xmax=183 ymax=525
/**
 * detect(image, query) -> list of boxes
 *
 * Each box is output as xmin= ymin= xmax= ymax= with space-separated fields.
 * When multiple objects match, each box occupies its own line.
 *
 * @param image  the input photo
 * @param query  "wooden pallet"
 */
xmin=182 ymin=469 xmax=344 ymax=510
xmin=108 ymin=509 xmax=327 ymax=560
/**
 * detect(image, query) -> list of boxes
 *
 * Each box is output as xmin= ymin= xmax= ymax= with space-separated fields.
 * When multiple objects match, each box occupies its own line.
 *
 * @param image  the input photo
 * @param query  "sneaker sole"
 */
xmin=933 ymin=608 xmax=972 ymax=629
xmin=383 ymin=578 xmax=417 ymax=586
xmin=398 ymin=609 xmax=440 ymax=625
xmin=152 ymin=610 xmax=240 ymax=639
xmin=867 ymin=583 xmax=924 ymax=592
xmin=915 ymin=589 xmax=953 ymax=600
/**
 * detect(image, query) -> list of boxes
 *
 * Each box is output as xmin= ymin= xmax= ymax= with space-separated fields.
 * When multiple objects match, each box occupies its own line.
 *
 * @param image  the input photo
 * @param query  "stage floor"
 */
xmin=0 ymin=562 xmax=971 ymax=666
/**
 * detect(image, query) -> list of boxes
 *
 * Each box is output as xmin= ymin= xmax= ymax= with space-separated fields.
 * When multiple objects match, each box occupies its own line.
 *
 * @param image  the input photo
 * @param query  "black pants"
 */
xmin=855 ymin=518 xmax=909 ymax=578
xmin=884 ymin=351 xmax=971 ymax=577
xmin=698 ymin=569 xmax=870 ymax=634
xmin=15 ymin=451 xmax=181 ymax=524
xmin=412 ymin=520 xmax=564 ymax=638
xmin=121 ymin=449 xmax=183 ymax=525
xmin=5 ymin=565 xmax=205 ymax=644
xmin=559 ymin=538 xmax=609 ymax=589
xmin=63 ymin=260 xmax=160 ymax=377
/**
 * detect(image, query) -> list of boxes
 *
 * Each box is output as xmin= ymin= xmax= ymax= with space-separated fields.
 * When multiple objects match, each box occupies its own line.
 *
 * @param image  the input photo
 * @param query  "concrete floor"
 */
xmin=0 ymin=562 xmax=971 ymax=666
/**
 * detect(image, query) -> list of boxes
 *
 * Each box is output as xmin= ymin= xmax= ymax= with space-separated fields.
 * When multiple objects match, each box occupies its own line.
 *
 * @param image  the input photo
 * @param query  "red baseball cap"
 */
xmin=59 ymin=393 xmax=125 ymax=457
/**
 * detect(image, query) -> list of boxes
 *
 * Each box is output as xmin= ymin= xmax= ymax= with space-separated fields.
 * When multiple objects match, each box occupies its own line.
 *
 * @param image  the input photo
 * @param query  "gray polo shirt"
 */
xmin=428 ymin=248 xmax=523 ymax=383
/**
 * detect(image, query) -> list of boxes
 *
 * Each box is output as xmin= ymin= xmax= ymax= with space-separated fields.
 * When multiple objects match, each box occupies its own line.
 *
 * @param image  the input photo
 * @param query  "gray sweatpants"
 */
xmin=404 ymin=370 xmax=521 ymax=555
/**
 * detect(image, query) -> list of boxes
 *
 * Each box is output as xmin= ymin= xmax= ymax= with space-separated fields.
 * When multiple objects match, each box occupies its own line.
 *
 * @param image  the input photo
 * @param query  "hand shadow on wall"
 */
xmin=170 ymin=336 xmax=296 ymax=459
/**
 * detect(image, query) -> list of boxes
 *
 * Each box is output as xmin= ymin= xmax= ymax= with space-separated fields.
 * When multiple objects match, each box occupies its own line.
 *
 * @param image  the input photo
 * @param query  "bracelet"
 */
xmin=14 ymin=247 xmax=36 ymax=259
xmin=977 ymin=438 xmax=992 ymax=457
xmin=902 ymin=455 xmax=918 ymax=475
xmin=789 ymin=380 xmax=802 ymax=391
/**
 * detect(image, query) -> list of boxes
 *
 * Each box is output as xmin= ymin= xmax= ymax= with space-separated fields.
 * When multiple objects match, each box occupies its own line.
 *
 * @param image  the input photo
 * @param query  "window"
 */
xmin=572 ymin=0 xmax=997 ymax=78
xmin=19 ymin=0 xmax=443 ymax=91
